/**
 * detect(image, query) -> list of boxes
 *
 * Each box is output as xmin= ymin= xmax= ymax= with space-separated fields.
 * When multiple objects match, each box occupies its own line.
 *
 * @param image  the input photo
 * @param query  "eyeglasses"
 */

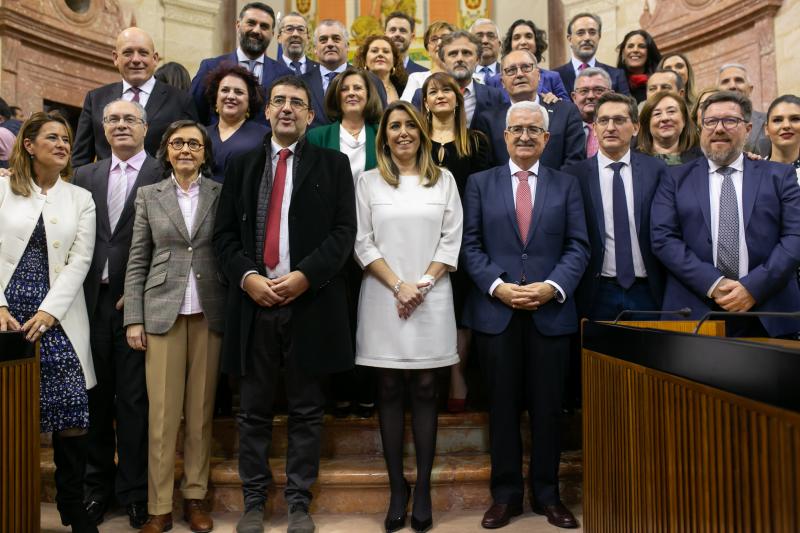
xmin=506 ymin=125 xmax=546 ymax=137
xmin=103 ymin=115 xmax=144 ymax=125
xmin=595 ymin=116 xmax=631 ymax=127
xmin=168 ymin=139 xmax=204 ymax=151
xmin=281 ymin=25 xmax=307 ymax=35
xmin=502 ymin=63 xmax=536 ymax=76
xmin=701 ymin=117 xmax=746 ymax=130
xmin=574 ymin=87 xmax=609 ymax=97
xmin=269 ymin=96 xmax=309 ymax=110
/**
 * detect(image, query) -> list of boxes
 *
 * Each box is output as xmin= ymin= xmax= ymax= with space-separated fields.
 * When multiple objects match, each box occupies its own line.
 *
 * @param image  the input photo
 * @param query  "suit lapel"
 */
xmin=588 ymin=158 xmax=605 ymax=245
xmin=291 ymin=141 xmax=312 ymax=201
xmin=191 ymin=179 xmax=220 ymax=240
xmin=94 ymin=159 xmax=112 ymax=237
xmin=631 ymin=153 xmax=644 ymax=235
xmin=499 ymin=166 xmax=520 ymax=243
xmin=155 ymin=180 xmax=191 ymax=243
xmin=691 ymin=158 xmax=712 ymax=235
xmin=562 ymin=66 xmax=576 ymax=93
xmin=365 ymin=123 xmax=377 ymax=170
xmin=742 ymin=157 xmax=760 ymax=229
xmin=144 ymin=80 xmax=168 ymax=119
xmin=114 ymin=156 xmax=160 ymax=235
xmin=528 ymin=167 xmax=549 ymax=245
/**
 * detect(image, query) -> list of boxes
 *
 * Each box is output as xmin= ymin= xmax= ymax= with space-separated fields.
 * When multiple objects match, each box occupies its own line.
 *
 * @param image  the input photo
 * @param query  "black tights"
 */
xmin=377 ymin=368 xmax=438 ymax=521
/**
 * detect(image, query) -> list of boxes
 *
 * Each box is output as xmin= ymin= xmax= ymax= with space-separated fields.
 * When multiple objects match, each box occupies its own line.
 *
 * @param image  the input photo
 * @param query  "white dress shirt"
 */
xmin=477 ymin=62 xmax=499 ymax=83
xmin=596 ymin=150 xmax=647 ymax=278
xmin=265 ymin=139 xmax=298 ymax=279
xmin=339 ymin=126 xmax=367 ymax=183
xmin=320 ymin=63 xmax=347 ymax=94
xmin=122 ymin=76 xmax=156 ymax=107
xmin=707 ymin=154 xmax=749 ymax=295
xmin=171 ymin=173 xmax=203 ymax=315
xmin=462 ymin=80 xmax=478 ymax=125
xmin=571 ymin=56 xmax=597 ymax=78
xmin=282 ymin=54 xmax=308 ymax=74
xmin=237 ymin=48 xmax=264 ymax=82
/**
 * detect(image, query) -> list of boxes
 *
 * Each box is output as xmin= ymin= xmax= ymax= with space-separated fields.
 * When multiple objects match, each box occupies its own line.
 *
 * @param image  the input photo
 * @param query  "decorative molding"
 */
xmin=162 ymin=0 xmax=222 ymax=29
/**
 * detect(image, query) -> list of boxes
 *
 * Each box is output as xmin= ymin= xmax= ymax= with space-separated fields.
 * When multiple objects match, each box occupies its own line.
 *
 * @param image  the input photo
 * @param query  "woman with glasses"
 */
xmin=616 ymin=30 xmax=662 ymax=103
xmin=637 ymin=91 xmax=702 ymax=165
xmin=124 ymin=120 xmax=226 ymax=533
xmin=401 ymin=21 xmax=456 ymax=102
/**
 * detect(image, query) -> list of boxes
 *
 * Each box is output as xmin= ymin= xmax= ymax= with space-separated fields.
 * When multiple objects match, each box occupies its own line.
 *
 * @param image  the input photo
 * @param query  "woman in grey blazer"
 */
xmin=124 ymin=120 xmax=225 ymax=533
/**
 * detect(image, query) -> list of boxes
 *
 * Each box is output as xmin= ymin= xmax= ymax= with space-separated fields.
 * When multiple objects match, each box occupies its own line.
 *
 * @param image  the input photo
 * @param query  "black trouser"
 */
xmin=84 ymin=285 xmax=148 ymax=505
xmin=475 ymin=311 xmax=569 ymax=507
xmin=238 ymin=306 xmax=326 ymax=510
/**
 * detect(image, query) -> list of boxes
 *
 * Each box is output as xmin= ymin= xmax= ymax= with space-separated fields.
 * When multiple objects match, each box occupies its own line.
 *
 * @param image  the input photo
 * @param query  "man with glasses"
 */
xmin=277 ymin=12 xmax=318 ymax=76
xmin=470 ymin=18 xmax=503 ymax=83
xmin=190 ymin=2 xmax=293 ymax=124
xmin=652 ymin=90 xmax=800 ymax=338
xmin=553 ymin=13 xmax=629 ymax=96
xmin=571 ymin=67 xmax=612 ymax=157
xmin=462 ymin=100 xmax=588 ymax=530
xmin=385 ymin=11 xmax=427 ymax=74
xmin=73 ymin=99 xmax=163 ymax=527
xmin=472 ymin=49 xmax=584 ymax=169
xmin=213 ymin=76 xmax=357 ymax=533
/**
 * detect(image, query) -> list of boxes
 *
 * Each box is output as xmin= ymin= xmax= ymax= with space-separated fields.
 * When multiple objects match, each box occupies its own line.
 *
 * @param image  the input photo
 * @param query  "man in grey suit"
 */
xmin=717 ymin=63 xmax=771 ymax=156
xmin=73 ymin=99 xmax=163 ymax=527
xmin=72 ymin=27 xmax=197 ymax=166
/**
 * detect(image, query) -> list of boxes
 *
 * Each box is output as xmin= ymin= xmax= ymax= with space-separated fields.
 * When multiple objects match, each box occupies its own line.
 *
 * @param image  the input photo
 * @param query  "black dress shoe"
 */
xmin=127 ymin=501 xmax=148 ymax=529
xmin=481 ymin=503 xmax=522 ymax=529
xmin=531 ymin=500 xmax=579 ymax=529
xmin=84 ymin=500 xmax=107 ymax=526
xmin=410 ymin=513 xmax=433 ymax=533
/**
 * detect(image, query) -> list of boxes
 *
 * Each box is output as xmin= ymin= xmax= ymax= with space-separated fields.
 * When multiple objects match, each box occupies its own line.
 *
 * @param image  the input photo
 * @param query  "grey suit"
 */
xmin=124 ymin=177 xmax=226 ymax=334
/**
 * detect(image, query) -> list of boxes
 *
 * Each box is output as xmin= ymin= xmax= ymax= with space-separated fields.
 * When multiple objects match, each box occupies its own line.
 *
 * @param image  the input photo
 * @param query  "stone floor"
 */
xmin=41 ymin=503 xmax=583 ymax=532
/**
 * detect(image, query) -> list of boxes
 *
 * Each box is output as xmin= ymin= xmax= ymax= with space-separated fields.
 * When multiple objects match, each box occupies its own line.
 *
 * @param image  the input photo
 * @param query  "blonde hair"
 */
xmin=8 ymin=112 xmax=74 ymax=197
xmin=375 ymin=100 xmax=441 ymax=188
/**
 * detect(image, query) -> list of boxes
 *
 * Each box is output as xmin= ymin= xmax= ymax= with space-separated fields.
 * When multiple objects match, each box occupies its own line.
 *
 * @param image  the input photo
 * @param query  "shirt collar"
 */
xmin=597 ymin=149 xmax=631 ymax=169
xmin=110 ymin=149 xmax=147 ymax=172
xmin=237 ymin=48 xmax=264 ymax=64
xmin=479 ymin=62 xmax=497 ymax=75
xmin=320 ymin=63 xmax=347 ymax=78
xmin=283 ymin=55 xmax=306 ymax=66
xmin=271 ymin=139 xmax=299 ymax=158
xmin=170 ymin=172 xmax=201 ymax=192
xmin=708 ymin=153 xmax=745 ymax=174
xmin=122 ymin=76 xmax=155 ymax=96
xmin=509 ymin=159 xmax=540 ymax=178
xmin=463 ymin=80 xmax=476 ymax=95
xmin=571 ymin=56 xmax=596 ymax=70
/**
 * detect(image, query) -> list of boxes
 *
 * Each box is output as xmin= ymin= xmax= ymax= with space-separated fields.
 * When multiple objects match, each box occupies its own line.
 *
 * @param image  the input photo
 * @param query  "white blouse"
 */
xmin=339 ymin=125 xmax=367 ymax=183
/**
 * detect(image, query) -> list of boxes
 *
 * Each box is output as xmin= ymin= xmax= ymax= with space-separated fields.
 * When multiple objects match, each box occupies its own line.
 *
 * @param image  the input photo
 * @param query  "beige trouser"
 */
xmin=145 ymin=314 xmax=221 ymax=515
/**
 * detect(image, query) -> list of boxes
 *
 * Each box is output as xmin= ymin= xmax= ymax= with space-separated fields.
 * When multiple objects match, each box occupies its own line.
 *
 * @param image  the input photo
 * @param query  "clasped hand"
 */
xmin=394 ymin=280 xmax=431 ymax=319
xmin=0 ymin=306 xmax=57 ymax=343
xmin=243 ymin=271 xmax=310 ymax=307
xmin=711 ymin=278 xmax=756 ymax=312
xmin=494 ymin=282 xmax=555 ymax=311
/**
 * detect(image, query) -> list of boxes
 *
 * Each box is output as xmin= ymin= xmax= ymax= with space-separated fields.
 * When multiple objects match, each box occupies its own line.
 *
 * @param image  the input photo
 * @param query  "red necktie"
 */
xmin=264 ymin=148 xmax=292 ymax=269
xmin=130 ymin=87 xmax=141 ymax=103
xmin=515 ymin=170 xmax=533 ymax=240
xmin=578 ymin=63 xmax=589 ymax=71
xmin=586 ymin=124 xmax=599 ymax=157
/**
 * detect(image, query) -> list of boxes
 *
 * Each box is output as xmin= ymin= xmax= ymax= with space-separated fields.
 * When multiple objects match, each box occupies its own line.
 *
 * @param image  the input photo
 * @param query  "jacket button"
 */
xmin=50 ymin=217 xmax=58 ymax=224
xmin=55 ymin=265 xmax=62 ymax=273
xmin=53 ymin=241 xmax=61 ymax=249
xmin=196 ymin=273 xmax=202 ymax=279
xmin=521 ymin=253 xmax=528 ymax=260
xmin=187 ymin=246 xmax=193 ymax=252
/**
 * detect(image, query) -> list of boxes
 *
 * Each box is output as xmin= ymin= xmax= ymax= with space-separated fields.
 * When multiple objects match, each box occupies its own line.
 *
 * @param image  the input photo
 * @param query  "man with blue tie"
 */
xmin=190 ymin=2 xmax=293 ymax=124
xmin=461 ymin=101 xmax=588 ymax=529
xmin=563 ymin=92 xmax=666 ymax=320
xmin=470 ymin=19 xmax=502 ymax=84
xmin=651 ymin=90 xmax=800 ymax=337
xmin=276 ymin=12 xmax=319 ymax=76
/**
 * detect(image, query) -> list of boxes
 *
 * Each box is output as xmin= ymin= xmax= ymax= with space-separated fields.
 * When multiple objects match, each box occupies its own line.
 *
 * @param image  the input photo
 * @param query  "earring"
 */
xmin=246 ymin=111 xmax=250 ymax=119
xmin=215 ymin=106 xmax=219 ymax=113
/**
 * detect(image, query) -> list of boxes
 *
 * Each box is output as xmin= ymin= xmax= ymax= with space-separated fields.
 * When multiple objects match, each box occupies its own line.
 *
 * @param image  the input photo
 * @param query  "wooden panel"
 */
xmin=613 ymin=320 xmax=726 ymax=336
xmin=583 ymin=349 xmax=800 ymax=533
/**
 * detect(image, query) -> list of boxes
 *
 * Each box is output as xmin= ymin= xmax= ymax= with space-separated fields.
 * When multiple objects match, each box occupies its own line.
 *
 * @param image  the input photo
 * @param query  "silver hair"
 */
xmin=314 ymin=19 xmax=348 ymax=43
xmin=717 ymin=63 xmax=751 ymax=84
xmin=506 ymin=100 xmax=549 ymax=132
xmin=469 ymin=18 xmax=500 ymax=37
xmin=501 ymin=48 xmax=538 ymax=68
xmin=575 ymin=66 xmax=612 ymax=88
xmin=277 ymin=11 xmax=307 ymax=33
xmin=102 ymin=98 xmax=147 ymax=123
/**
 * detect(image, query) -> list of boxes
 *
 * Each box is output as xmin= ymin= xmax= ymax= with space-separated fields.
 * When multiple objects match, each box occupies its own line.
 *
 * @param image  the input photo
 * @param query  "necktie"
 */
xmin=578 ymin=63 xmax=589 ymax=71
xmin=290 ymin=61 xmax=302 ymax=76
xmin=480 ymin=66 xmax=492 ymax=83
xmin=108 ymin=161 xmax=127 ymax=232
xmin=610 ymin=161 xmax=635 ymax=289
xmin=324 ymin=71 xmax=337 ymax=92
xmin=130 ymin=87 xmax=141 ymax=103
xmin=586 ymin=124 xmax=599 ymax=158
xmin=264 ymin=148 xmax=292 ymax=269
xmin=716 ymin=166 xmax=739 ymax=280
xmin=515 ymin=170 xmax=533 ymax=241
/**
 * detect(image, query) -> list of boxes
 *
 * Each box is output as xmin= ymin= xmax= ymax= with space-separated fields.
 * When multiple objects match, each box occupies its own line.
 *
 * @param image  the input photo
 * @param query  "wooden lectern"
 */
xmin=0 ymin=331 xmax=39 ymax=533
xmin=582 ymin=320 xmax=800 ymax=533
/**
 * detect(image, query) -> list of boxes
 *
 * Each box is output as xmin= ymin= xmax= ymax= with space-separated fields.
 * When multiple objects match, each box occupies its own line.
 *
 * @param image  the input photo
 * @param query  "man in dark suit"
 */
xmin=276 ymin=12 xmax=319 ymax=76
xmin=411 ymin=31 xmax=506 ymax=127
xmin=470 ymin=18 xmax=502 ymax=83
xmin=553 ymin=13 xmax=629 ymax=96
xmin=461 ymin=100 xmax=589 ymax=530
xmin=73 ymin=99 xmax=162 ymax=528
xmin=213 ymin=76 xmax=356 ymax=533
xmin=385 ymin=11 xmax=427 ymax=75
xmin=190 ymin=2 xmax=293 ymax=125
xmin=651 ymin=90 xmax=800 ymax=337
xmin=472 ymin=49 xmax=585 ymax=170
xmin=563 ymin=92 xmax=666 ymax=320
xmin=72 ymin=27 xmax=197 ymax=166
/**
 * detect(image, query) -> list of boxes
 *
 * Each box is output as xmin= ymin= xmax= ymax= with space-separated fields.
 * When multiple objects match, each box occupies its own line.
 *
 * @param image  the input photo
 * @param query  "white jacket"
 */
xmin=0 ymin=176 xmax=97 ymax=388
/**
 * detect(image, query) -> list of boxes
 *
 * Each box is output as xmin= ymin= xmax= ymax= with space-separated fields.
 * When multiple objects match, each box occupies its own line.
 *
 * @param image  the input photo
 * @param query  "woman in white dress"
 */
xmin=355 ymin=100 xmax=463 ymax=533
xmin=400 ymin=21 xmax=456 ymax=102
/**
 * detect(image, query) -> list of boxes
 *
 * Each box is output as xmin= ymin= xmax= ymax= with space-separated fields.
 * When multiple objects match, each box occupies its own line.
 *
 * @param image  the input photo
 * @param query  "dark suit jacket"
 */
xmin=302 ymin=67 xmax=388 ymax=129
xmin=278 ymin=56 xmax=320 ymax=75
xmin=651 ymin=157 xmax=800 ymax=336
xmin=554 ymin=61 xmax=630 ymax=96
xmin=460 ymin=164 xmax=590 ymax=336
xmin=485 ymin=69 xmax=570 ymax=101
xmin=411 ymin=82 xmax=506 ymax=128
xmin=562 ymin=151 xmax=667 ymax=315
xmin=405 ymin=58 xmax=428 ymax=75
xmin=472 ymin=99 xmax=586 ymax=170
xmin=73 ymin=154 xmax=164 ymax=316
xmin=72 ymin=81 xmax=198 ymax=166
xmin=213 ymin=137 xmax=357 ymax=375
xmin=190 ymin=52 xmax=294 ymax=125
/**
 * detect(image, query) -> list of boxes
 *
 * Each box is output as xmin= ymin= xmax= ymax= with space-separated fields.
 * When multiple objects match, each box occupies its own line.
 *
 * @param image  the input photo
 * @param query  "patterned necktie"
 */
xmin=290 ymin=61 xmax=302 ymax=76
xmin=108 ymin=161 xmax=127 ymax=232
xmin=480 ymin=66 xmax=492 ymax=83
xmin=264 ymin=148 xmax=292 ymax=269
xmin=586 ymin=124 xmax=599 ymax=158
xmin=515 ymin=170 xmax=533 ymax=241
xmin=578 ymin=63 xmax=589 ymax=71
xmin=609 ymin=161 xmax=635 ymax=289
xmin=716 ymin=166 xmax=739 ymax=280
xmin=130 ymin=87 xmax=141 ymax=103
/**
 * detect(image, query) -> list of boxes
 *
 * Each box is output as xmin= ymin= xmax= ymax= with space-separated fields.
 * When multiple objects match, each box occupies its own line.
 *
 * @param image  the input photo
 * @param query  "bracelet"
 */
xmin=392 ymin=279 xmax=403 ymax=295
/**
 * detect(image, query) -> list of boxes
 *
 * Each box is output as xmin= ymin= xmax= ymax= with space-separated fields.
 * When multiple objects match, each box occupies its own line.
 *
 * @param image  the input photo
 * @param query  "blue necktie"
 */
xmin=610 ymin=161 xmax=635 ymax=289
xmin=716 ymin=166 xmax=739 ymax=280
xmin=290 ymin=61 xmax=302 ymax=77
xmin=324 ymin=71 xmax=337 ymax=92
xmin=480 ymin=66 xmax=492 ymax=83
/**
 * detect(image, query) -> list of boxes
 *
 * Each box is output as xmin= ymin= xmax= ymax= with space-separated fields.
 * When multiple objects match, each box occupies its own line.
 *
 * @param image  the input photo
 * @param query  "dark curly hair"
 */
xmin=204 ymin=63 xmax=264 ymax=120
xmin=501 ymin=19 xmax=548 ymax=63
xmin=616 ymin=30 xmax=662 ymax=76
xmin=353 ymin=34 xmax=408 ymax=93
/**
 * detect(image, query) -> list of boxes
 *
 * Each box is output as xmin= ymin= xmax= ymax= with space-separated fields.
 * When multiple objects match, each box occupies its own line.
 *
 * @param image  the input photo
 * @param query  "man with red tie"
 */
xmin=571 ymin=67 xmax=612 ymax=158
xmin=213 ymin=75 xmax=356 ymax=533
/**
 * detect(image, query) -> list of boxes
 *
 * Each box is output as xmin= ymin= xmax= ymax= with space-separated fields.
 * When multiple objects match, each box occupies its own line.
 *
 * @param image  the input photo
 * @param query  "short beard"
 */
xmin=702 ymin=139 xmax=745 ymax=166
xmin=392 ymin=38 xmax=409 ymax=54
xmin=449 ymin=67 xmax=472 ymax=81
xmin=240 ymin=32 xmax=267 ymax=56
xmin=284 ymin=43 xmax=305 ymax=61
xmin=573 ymin=45 xmax=596 ymax=62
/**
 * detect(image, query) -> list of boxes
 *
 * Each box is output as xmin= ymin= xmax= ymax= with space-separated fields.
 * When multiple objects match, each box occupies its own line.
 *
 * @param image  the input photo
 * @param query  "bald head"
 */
xmin=113 ymin=27 xmax=159 ymax=86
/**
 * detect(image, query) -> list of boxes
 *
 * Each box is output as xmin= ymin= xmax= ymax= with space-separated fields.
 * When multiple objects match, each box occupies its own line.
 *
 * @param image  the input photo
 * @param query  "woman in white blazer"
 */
xmin=0 ymin=112 xmax=97 ymax=533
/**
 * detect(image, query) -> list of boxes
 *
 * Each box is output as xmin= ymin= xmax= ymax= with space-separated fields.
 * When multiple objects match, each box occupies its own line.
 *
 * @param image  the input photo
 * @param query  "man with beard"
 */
xmin=651 ymin=90 xmax=800 ymax=338
xmin=572 ymin=67 xmax=612 ymax=157
xmin=190 ymin=2 xmax=292 ymax=125
xmin=277 ymin=12 xmax=318 ymax=76
xmin=470 ymin=18 xmax=502 ymax=84
xmin=717 ymin=63 xmax=771 ymax=155
xmin=411 ymin=31 xmax=505 ymax=126
xmin=472 ymin=49 xmax=584 ymax=169
xmin=553 ymin=13 xmax=629 ymax=96
xmin=385 ymin=11 xmax=427 ymax=74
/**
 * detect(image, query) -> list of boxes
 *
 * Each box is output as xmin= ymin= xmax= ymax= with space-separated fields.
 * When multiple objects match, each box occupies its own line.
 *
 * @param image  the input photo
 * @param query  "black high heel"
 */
xmin=410 ymin=513 xmax=433 ymax=533
xmin=384 ymin=479 xmax=411 ymax=533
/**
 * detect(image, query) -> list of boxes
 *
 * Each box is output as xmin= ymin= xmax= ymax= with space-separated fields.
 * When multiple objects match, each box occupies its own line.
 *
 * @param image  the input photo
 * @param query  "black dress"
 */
xmin=431 ymin=131 xmax=491 ymax=326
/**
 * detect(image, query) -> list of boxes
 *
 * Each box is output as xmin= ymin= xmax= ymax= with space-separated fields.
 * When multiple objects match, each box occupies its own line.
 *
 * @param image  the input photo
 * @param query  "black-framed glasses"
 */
xmin=269 ymin=96 xmax=309 ymax=110
xmin=168 ymin=139 xmax=203 ymax=151
xmin=103 ymin=115 xmax=144 ymax=125
xmin=595 ymin=116 xmax=631 ymax=127
xmin=701 ymin=117 xmax=746 ymax=130
xmin=502 ymin=63 xmax=535 ymax=77
xmin=506 ymin=125 xmax=545 ymax=137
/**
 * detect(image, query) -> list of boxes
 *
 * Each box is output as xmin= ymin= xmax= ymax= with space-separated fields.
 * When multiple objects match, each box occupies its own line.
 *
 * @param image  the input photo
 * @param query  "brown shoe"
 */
xmin=480 ymin=503 xmax=522 ymax=529
xmin=140 ymin=513 xmax=173 ymax=533
xmin=184 ymin=499 xmax=214 ymax=533
xmin=531 ymin=500 xmax=579 ymax=529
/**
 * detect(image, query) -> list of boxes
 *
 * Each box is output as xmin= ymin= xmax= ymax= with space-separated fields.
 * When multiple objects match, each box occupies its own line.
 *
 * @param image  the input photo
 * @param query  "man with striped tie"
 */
xmin=276 ymin=12 xmax=319 ymax=77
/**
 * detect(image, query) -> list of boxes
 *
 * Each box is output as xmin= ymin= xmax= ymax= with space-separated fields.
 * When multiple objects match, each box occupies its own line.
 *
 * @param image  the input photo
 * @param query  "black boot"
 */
xmin=52 ymin=433 xmax=99 ymax=533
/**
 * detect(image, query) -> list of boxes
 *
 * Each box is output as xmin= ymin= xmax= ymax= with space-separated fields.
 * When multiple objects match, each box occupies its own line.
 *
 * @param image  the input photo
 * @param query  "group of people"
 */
xmin=0 ymin=2 xmax=799 ymax=533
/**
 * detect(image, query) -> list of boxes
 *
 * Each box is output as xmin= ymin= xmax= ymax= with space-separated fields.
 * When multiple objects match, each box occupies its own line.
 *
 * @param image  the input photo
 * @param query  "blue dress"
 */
xmin=4 ymin=217 xmax=89 ymax=433
xmin=209 ymin=120 xmax=269 ymax=183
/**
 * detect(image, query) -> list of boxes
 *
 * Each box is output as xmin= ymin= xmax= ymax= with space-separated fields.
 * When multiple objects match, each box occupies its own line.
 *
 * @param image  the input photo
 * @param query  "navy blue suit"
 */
xmin=485 ymin=69 xmax=570 ymax=102
xmin=563 ymin=151 xmax=667 ymax=318
xmin=651 ymin=157 xmax=800 ymax=336
xmin=190 ymin=52 xmax=294 ymax=125
xmin=553 ymin=61 xmax=630 ymax=97
xmin=471 ymin=99 xmax=585 ymax=170
xmin=410 ymin=82 xmax=506 ymax=128
xmin=404 ymin=58 xmax=428 ymax=75
xmin=302 ymin=67 xmax=388 ymax=129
